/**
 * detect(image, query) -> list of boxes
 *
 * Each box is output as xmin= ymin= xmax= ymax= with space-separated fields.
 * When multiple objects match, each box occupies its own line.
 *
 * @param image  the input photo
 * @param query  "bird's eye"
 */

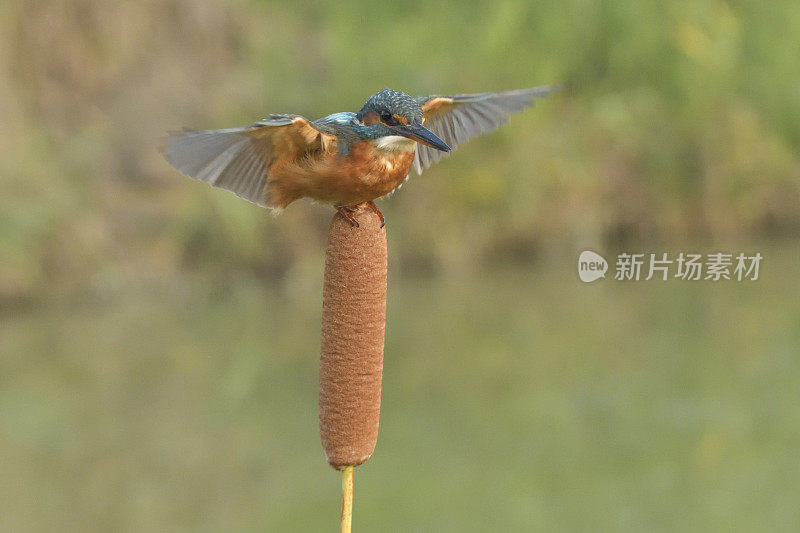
xmin=380 ymin=111 xmax=394 ymax=125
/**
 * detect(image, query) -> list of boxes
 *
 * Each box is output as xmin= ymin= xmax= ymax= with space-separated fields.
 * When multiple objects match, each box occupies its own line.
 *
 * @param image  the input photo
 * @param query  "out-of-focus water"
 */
xmin=1 ymin=241 xmax=798 ymax=531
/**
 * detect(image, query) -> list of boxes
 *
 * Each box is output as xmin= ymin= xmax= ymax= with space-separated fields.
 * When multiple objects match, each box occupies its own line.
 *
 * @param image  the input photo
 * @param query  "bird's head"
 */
xmin=356 ymin=89 xmax=450 ymax=152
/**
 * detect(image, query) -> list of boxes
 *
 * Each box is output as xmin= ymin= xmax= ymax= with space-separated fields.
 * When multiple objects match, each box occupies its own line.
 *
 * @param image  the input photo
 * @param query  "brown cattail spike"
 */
xmin=319 ymin=207 xmax=387 ymax=469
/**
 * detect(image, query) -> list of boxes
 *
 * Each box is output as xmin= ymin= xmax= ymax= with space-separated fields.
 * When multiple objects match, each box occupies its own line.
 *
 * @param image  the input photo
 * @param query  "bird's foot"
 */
xmin=366 ymin=201 xmax=385 ymax=228
xmin=335 ymin=205 xmax=360 ymax=228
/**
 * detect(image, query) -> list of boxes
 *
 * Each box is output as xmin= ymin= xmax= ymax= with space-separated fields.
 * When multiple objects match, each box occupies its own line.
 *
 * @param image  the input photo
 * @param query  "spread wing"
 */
xmin=161 ymin=114 xmax=333 ymax=207
xmin=413 ymin=85 xmax=557 ymax=174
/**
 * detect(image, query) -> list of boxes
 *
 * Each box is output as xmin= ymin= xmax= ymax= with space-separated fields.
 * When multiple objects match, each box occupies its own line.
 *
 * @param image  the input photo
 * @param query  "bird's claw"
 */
xmin=336 ymin=203 xmax=385 ymax=228
xmin=366 ymin=201 xmax=385 ymax=228
xmin=336 ymin=205 xmax=360 ymax=227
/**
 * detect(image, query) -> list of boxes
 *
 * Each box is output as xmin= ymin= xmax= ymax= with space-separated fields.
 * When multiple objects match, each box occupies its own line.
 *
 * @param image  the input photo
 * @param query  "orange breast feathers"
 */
xmin=265 ymin=140 xmax=415 ymax=209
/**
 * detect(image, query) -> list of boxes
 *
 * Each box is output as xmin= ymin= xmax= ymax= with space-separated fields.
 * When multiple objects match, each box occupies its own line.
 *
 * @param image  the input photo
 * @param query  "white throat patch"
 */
xmin=372 ymin=135 xmax=416 ymax=152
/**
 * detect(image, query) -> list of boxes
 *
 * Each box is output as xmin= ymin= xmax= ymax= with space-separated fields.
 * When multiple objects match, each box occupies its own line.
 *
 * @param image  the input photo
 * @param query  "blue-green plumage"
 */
xmin=312 ymin=90 xmax=430 ymax=156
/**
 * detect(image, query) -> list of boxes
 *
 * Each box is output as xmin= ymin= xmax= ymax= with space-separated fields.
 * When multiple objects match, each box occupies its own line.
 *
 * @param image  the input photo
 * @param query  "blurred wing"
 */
xmin=161 ymin=114 xmax=331 ymax=207
xmin=413 ymin=85 xmax=557 ymax=174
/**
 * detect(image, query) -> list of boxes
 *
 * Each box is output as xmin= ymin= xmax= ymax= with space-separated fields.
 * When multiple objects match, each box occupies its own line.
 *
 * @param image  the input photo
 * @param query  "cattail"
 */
xmin=319 ymin=207 xmax=387 ymax=470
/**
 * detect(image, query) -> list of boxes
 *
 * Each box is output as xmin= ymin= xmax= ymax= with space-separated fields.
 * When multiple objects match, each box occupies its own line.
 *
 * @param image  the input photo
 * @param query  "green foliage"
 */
xmin=1 ymin=0 xmax=799 ymax=295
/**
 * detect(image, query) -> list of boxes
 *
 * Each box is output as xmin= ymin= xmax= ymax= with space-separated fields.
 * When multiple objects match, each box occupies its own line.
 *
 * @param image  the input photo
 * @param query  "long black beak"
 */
xmin=395 ymin=121 xmax=451 ymax=152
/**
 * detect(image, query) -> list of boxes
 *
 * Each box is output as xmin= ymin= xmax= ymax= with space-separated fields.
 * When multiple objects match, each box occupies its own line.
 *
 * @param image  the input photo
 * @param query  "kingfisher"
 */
xmin=162 ymin=86 xmax=555 ymax=227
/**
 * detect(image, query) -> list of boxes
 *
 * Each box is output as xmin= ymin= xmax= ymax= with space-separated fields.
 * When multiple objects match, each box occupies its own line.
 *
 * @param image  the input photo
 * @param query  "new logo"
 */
xmin=578 ymin=250 xmax=608 ymax=282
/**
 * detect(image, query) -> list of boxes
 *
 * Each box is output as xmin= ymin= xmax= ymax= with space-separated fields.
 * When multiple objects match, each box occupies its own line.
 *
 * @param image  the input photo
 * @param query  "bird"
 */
xmin=162 ymin=86 xmax=556 ymax=227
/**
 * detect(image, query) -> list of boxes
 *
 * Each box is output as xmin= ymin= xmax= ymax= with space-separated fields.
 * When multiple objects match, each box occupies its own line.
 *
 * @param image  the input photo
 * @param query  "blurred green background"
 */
xmin=2 ymin=0 xmax=800 ymax=530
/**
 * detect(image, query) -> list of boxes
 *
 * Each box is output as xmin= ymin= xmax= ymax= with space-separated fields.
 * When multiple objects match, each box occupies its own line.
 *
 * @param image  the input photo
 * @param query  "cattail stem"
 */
xmin=320 ymin=207 xmax=387 ymax=531
xmin=341 ymin=465 xmax=354 ymax=533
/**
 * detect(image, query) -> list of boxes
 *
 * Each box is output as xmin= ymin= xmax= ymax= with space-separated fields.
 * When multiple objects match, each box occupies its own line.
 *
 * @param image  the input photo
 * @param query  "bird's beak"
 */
xmin=395 ymin=121 xmax=451 ymax=152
